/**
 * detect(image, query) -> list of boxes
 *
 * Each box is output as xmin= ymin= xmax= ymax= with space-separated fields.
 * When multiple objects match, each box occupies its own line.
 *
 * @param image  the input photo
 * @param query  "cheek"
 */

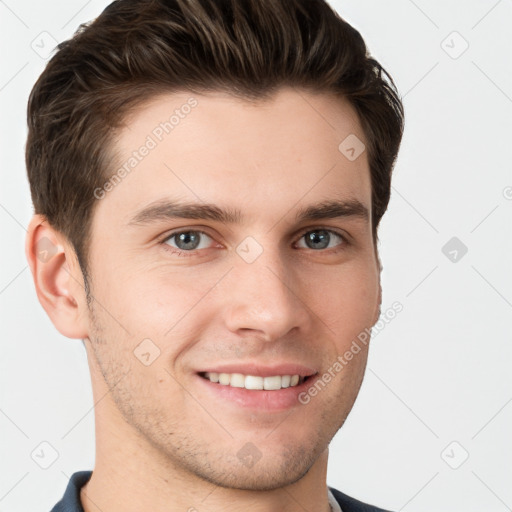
xmin=303 ymin=260 xmax=379 ymax=342
xmin=92 ymin=261 xmax=212 ymax=335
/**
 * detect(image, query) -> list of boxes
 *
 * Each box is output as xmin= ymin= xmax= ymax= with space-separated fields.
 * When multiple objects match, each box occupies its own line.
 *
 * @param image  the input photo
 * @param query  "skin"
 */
xmin=26 ymin=87 xmax=382 ymax=512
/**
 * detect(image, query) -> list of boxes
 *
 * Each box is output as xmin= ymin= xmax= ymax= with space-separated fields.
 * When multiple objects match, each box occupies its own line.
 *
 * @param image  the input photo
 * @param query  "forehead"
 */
xmin=97 ymin=87 xmax=371 ymax=227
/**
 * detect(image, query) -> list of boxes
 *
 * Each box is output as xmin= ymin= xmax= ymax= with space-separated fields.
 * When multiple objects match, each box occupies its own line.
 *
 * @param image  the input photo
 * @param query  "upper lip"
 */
xmin=197 ymin=363 xmax=318 ymax=378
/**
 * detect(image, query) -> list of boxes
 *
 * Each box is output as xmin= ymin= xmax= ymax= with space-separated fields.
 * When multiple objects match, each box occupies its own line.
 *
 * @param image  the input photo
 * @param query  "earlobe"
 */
xmin=25 ymin=215 xmax=89 ymax=339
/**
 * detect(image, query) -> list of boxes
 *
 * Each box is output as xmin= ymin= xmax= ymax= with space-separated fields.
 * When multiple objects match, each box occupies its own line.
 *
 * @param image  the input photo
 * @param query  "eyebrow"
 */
xmin=127 ymin=197 xmax=369 ymax=226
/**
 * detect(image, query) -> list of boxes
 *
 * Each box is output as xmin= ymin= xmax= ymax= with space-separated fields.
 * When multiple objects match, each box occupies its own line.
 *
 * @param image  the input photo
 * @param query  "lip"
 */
xmin=195 ymin=366 xmax=318 ymax=412
xmin=195 ymin=363 xmax=317 ymax=378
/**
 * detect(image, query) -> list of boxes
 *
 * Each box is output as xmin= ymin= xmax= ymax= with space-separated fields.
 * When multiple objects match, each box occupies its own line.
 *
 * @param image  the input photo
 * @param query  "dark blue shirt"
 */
xmin=50 ymin=471 xmax=392 ymax=512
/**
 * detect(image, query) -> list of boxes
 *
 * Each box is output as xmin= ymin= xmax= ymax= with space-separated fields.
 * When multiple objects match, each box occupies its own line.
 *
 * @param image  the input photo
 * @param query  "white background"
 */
xmin=0 ymin=1 xmax=511 ymax=511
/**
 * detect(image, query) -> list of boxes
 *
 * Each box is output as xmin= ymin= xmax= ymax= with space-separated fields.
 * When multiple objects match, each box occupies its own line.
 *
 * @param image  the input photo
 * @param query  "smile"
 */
xmin=199 ymin=372 xmax=310 ymax=390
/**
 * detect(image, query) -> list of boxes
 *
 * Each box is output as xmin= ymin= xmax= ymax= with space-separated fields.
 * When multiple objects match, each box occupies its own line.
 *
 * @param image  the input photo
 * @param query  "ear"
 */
xmin=25 ymin=214 xmax=89 ymax=339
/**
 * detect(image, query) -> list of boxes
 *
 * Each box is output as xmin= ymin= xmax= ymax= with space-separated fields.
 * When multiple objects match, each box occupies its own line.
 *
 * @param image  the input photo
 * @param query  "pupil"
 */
xmin=177 ymin=232 xmax=199 ymax=250
xmin=306 ymin=230 xmax=329 ymax=250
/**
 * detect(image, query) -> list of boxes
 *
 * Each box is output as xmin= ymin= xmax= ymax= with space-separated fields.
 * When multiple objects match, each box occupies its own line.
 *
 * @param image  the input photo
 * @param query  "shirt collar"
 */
xmin=328 ymin=487 xmax=343 ymax=512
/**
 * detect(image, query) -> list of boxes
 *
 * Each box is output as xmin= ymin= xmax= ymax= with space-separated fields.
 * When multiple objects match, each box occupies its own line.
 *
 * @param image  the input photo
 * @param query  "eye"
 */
xmin=162 ymin=230 xmax=214 ymax=255
xmin=160 ymin=227 xmax=348 ymax=257
xmin=296 ymin=229 xmax=346 ymax=251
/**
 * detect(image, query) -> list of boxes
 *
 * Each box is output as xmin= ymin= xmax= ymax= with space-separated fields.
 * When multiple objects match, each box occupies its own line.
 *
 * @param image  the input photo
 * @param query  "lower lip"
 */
xmin=195 ymin=374 xmax=315 ymax=411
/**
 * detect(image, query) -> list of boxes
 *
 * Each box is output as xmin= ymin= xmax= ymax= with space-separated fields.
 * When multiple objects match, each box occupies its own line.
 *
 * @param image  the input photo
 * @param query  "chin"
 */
xmin=199 ymin=463 xmax=310 ymax=491
xmin=187 ymin=441 xmax=320 ymax=491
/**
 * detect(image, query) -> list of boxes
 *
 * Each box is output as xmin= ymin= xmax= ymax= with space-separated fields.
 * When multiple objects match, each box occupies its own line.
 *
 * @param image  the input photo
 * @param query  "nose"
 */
xmin=221 ymin=244 xmax=311 ymax=342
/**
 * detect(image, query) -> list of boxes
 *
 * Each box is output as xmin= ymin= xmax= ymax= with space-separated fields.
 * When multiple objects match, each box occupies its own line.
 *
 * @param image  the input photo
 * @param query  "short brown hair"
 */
xmin=26 ymin=0 xmax=404 ymax=286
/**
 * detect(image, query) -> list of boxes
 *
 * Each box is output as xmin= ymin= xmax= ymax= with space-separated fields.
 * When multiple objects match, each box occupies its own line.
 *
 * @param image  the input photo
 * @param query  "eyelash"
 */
xmin=159 ymin=227 xmax=350 ymax=257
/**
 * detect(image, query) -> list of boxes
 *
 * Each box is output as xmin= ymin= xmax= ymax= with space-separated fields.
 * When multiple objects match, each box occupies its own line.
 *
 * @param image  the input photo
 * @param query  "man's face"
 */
xmin=83 ymin=87 xmax=381 ymax=489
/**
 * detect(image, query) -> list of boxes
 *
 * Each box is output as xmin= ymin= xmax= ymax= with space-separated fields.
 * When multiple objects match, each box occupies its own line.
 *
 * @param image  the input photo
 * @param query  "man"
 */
xmin=25 ymin=0 xmax=404 ymax=510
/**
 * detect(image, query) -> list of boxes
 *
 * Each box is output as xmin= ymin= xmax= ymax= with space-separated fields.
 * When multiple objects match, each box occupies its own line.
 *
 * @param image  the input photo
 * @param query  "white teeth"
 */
xmin=203 ymin=372 xmax=304 ymax=390
xmin=230 ymin=373 xmax=245 ymax=388
xmin=245 ymin=375 xmax=264 ymax=390
xmin=263 ymin=376 xmax=281 ymax=390
xmin=218 ymin=373 xmax=230 ymax=385
xmin=281 ymin=375 xmax=291 ymax=388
